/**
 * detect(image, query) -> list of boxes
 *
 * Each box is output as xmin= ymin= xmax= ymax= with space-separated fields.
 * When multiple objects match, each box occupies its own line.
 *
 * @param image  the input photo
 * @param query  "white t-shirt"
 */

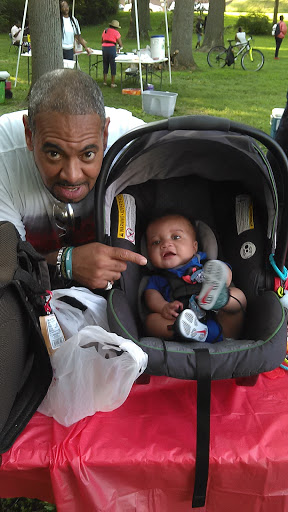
xmin=236 ymin=31 xmax=247 ymax=44
xmin=0 ymin=108 xmax=144 ymax=253
xmin=62 ymin=16 xmax=81 ymax=49
xmin=11 ymin=25 xmax=22 ymax=44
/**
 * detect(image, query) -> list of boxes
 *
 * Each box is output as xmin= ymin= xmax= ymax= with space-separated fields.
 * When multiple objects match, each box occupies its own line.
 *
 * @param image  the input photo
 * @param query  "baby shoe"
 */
xmin=198 ymin=260 xmax=229 ymax=311
xmin=174 ymin=309 xmax=208 ymax=342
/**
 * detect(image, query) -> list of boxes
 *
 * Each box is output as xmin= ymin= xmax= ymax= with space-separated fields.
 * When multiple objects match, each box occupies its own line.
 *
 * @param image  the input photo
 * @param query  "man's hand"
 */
xmin=161 ymin=301 xmax=183 ymax=320
xmin=72 ymin=243 xmax=147 ymax=289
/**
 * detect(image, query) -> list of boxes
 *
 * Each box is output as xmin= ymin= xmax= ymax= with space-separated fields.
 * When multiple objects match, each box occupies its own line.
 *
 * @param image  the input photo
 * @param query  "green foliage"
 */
xmin=0 ymin=0 xmax=26 ymax=32
xmin=0 ymin=0 xmax=119 ymax=33
xmin=71 ymin=0 xmax=119 ymax=26
xmin=236 ymin=13 xmax=272 ymax=35
xmin=0 ymin=498 xmax=56 ymax=511
xmin=227 ymin=0 xmax=288 ymax=13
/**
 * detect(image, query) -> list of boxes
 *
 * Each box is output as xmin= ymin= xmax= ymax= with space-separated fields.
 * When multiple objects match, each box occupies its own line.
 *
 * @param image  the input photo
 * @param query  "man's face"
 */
xmin=60 ymin=1 xmax=70 ymax=15
xmin=24 ymin=112 xmax=109 ymax=203
xmin=146 ymin=215 xmax=198 ymax=270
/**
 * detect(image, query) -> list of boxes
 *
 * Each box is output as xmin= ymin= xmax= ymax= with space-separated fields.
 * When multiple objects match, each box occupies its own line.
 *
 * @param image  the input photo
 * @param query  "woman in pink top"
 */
xmin=102 ymin=20 xmax=123 ymax=88
xmin=274 ymin=15 xmax=287 ymax=59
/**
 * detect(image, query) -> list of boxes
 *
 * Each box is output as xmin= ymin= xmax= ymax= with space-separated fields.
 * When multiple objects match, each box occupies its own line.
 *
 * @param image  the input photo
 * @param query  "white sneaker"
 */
xmin=175 ymin=309 xmax=208 ymax=342
xmin=198 ymin=260 xmax=229 ymax=311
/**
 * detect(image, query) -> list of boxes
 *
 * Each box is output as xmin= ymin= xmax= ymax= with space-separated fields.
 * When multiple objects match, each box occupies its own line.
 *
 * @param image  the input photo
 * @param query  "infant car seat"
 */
xmin=94 ymin=115 xmax=288 ymax=507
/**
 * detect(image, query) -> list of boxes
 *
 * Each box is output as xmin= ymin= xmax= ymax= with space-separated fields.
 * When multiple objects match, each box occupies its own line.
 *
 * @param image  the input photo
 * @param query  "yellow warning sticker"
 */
xmin=249 ymin=202 xmax=254 ymax=230
xmin=117 ymin=194 xmax=126 ymax=239
xmin=236 ymin=195 xmax=254 ymax=234
xmin=116 ymin=194 xmax=136 ymax=244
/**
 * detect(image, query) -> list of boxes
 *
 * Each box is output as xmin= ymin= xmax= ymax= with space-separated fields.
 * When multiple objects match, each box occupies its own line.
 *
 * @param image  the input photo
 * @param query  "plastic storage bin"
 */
xmin=270 ymin=107 xmax=285 ymax=138
xmin=142 ymin=90 xmax=178 ymax=117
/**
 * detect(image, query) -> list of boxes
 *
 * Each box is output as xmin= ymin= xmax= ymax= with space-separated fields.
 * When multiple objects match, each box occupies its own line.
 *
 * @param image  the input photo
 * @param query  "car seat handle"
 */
xmin=167 ymin=115 xmax=231 ymax=132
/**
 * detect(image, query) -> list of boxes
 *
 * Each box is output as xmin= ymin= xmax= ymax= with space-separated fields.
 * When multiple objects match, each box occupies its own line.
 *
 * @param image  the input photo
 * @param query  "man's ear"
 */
xmin=23 ymin=114 xmax=33 ymax=151
xmin=103 ymin=117 xmax=110 ymax=152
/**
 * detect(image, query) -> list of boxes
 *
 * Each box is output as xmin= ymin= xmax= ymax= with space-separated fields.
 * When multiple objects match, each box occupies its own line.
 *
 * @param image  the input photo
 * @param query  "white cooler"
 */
xmin=270 ymin=107 xmax=285 ymax=138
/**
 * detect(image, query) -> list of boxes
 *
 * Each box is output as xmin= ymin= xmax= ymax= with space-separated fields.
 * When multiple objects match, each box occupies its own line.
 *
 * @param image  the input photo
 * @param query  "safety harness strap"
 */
xmin=192 ymin=348 xmax=211 ymax=508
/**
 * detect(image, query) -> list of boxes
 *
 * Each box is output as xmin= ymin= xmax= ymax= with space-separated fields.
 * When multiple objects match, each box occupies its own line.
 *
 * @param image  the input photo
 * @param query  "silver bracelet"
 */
xmin=56 ymin=247 xmax=66 ymax=278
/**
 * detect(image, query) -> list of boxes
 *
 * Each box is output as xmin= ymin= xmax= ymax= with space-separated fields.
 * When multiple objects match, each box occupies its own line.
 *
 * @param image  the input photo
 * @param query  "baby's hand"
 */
xmin=161 ymin=301 xmax=183 ymax=320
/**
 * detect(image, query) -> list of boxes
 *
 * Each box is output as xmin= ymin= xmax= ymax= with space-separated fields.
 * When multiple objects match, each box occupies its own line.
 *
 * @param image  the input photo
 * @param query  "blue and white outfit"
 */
xmin=146 ymin=252 xmax=223 ymax=342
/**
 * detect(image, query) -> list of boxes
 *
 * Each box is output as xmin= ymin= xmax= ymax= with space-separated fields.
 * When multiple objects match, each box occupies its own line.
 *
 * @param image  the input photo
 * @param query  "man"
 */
xmin=0 ymin=69 xmax=147 ymax=290
xmin=235 ymin=27 xmax=247 ymax=46
xmin=195 ymin=17 xmax=203 ymax=49
xmin=11 ymin=21 xmax=22 ymax=46
xmin=274 ymin=15 xmax=287 ymax=59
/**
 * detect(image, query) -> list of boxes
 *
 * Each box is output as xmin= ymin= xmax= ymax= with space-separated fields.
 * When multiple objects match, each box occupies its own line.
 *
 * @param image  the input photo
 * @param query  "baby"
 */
xmin=144 ymin=213 xmax=247 ymax=343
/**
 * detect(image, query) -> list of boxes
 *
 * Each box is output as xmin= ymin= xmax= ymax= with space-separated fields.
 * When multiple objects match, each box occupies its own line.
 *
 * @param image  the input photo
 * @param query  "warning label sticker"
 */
xmin=116 ymin=194 xmax=136 ymax=244
xmin=235 ymin=195 xmax=254 ymax=235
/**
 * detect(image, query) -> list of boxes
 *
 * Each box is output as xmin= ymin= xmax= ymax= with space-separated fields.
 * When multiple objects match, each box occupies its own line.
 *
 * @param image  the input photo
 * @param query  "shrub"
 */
xmin=76 ymin=0 xmax=119 ymax=25
xmin=236 ymin=13 xmax=271 ymax=35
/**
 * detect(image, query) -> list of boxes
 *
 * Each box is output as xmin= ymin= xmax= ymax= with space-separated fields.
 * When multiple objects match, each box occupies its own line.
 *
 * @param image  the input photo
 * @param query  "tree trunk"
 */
xmin=127 ymin=0 xmax=151 ymax=40
xmin=201 ymin=0 xmax=225 ymax=51
xmin=273 ymin=0 xmax=279 ymax=24
xmin=171 ymin=0 xmax=197 ymax=70
xmin=29 ymin=0 xmax=63 ymax=86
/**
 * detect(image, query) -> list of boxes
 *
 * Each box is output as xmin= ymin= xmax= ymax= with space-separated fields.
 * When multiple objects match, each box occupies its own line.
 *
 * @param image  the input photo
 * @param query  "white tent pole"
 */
xmin=72 ymin=0 xmax=75 ymax=17
xmin=14 ymin=0 xmax=29 ymax=87
xmin=134 ymin=0 xmax=143 ymax=96
xmin=164 ymin=0 xmax=171 ymax=84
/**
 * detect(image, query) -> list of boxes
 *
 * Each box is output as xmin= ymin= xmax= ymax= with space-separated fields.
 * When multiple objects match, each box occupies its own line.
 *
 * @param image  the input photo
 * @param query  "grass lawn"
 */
xmin=1 ymin=12 xmax=288 ymax=134
xmin=0 ymin=8 xmax=287 ymax=512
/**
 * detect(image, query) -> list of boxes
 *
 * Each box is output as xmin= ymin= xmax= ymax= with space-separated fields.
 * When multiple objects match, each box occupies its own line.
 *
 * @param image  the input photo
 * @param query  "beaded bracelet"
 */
xmin=56 ymin=247 xmax=66 ymax=278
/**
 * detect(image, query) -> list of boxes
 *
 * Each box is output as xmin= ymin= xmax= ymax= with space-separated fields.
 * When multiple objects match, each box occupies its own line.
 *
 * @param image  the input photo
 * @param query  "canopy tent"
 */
xmin=14 ymin=0 xmax=28 ymax=87
xmin=134 ymin=0 xmax=171 ymax=95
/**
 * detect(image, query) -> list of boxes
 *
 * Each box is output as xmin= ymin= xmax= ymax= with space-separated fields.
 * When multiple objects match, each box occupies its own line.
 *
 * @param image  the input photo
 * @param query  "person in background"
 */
xmin=274 ymin=15 xmax=287 ymax=59
xmin=11 ymin=21 xmax=22 ymax=46
xmin=102 ymin=20 xmax=123 ymax=88
xmin=195 ymin=17 xmax=203 ymax=49
xmin=60 ymin=0 xmax=92 ymax=60
xmin=235 ymin=26 xmax=247 ymax=45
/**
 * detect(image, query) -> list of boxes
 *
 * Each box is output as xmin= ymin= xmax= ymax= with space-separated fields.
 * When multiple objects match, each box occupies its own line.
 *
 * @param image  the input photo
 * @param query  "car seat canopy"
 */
xmin=103 ymin=130 xmax=277 ymax=250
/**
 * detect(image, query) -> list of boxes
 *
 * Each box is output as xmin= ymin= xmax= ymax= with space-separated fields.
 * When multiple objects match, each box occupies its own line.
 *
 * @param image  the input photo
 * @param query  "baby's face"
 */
xmin=146 ymin=215 xmax=198 ymax=269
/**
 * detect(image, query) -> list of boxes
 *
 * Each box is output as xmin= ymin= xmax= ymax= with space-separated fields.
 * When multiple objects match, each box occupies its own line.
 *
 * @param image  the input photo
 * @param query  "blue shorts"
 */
xmin=63 ymin=48 xmax=74 ymax=60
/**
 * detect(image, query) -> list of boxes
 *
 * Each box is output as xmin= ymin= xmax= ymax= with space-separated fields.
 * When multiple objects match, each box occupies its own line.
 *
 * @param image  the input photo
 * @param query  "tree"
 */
xmin=201 ymin=0 xmax=225 ymax=51
xmin=29 ymin=0 xmax=63 ymax=85
xmin=170 ymin=0 xmax=196 ymax=70
xmin=0 ymin=0 xmax=25 ymax=32
xmin=127 ymin=0 xmax=150 ymax=40
xmin=273 ymin=0 xmax=279 ymax=24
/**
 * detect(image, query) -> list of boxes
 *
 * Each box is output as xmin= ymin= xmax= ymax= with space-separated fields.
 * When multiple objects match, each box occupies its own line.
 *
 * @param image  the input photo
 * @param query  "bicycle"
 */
xmin=207 ymin=37 xmax=265 ymax=71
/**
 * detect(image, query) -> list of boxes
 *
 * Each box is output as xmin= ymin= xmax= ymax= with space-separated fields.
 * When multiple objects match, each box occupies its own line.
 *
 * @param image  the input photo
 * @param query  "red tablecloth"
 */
xmin=1 ymin=371 xmax=288 ymax=512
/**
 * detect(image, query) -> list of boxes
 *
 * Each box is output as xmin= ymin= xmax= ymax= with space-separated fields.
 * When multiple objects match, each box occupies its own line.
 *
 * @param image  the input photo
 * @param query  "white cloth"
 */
xmin=11 ymin=25 xmax=22 ymax=44
xmin=235 ymin=31 xmax=247 ymax=44
xmin=62 ymin=16 xmax=81 ymax=50
xmin=0 ymin=108 xmax=144 ymax=251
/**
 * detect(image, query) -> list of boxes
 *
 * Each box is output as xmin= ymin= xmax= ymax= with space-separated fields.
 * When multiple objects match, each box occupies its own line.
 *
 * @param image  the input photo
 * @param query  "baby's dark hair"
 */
xmin=145 ymin=210 xmax=197 ymax=238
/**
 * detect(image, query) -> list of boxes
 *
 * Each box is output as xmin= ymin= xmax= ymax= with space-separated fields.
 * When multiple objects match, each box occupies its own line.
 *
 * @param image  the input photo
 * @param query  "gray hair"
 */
xmin=28 ymin=69 xmax=106 ymax=134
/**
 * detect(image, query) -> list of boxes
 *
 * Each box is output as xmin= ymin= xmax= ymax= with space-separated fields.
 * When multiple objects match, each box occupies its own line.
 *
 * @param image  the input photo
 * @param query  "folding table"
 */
xmin=1 ymin=371 xmax=288 ymax=512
